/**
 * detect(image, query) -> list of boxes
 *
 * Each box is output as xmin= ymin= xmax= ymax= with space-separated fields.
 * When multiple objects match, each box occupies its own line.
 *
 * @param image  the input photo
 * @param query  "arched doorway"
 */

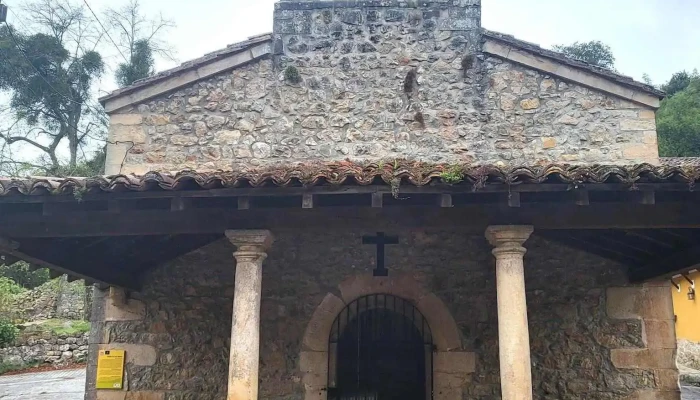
xmin=327 ymin=294 xmax=433 ymax=400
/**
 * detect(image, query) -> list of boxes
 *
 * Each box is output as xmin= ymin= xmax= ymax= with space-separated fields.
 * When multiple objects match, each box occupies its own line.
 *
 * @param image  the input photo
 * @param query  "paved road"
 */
xmin=685 ymin=385 xmax=700 ymax=400
xmin=0 ymin=368 xmax=697 ymax=399
xmin=0 ymin=369 xmax=84 ymax=400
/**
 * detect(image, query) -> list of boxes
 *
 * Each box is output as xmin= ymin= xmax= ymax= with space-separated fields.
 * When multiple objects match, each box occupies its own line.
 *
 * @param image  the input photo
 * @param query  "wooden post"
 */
xmin=225 ymin=230 xmax=273 ymax=400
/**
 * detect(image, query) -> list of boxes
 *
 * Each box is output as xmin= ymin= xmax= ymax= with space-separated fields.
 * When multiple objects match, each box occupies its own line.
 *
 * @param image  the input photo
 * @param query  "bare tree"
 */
xmin=104 ymin=0 xmax=175 ymax=87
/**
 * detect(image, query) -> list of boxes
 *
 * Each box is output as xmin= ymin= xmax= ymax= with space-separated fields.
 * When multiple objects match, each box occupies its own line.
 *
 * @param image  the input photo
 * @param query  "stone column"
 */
xmin=485 ymin=225 xmax=534 ymax=400
xmin=225 ymin=230 xmax=273 ymax=400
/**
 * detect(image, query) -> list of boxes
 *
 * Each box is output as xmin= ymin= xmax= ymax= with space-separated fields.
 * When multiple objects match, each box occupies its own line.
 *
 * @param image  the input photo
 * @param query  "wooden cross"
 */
xmin=362 ymin=232 xmax=398 ymax=277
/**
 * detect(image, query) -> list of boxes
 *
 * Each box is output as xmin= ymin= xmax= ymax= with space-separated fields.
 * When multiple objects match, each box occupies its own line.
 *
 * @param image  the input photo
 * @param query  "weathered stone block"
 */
xmin=639 ymin=286 xmax=675 ymax=321
xmin=302 ymin=293 xmax=345 ymax=352
xmin=417 ymin=293 xmax=462 ymax=351
xmin=623 ymin=144 xmax=659 ymax=160
xmin=434 ymin=351 xmax=476 ymax=374
xmin=639 ymin=110 xmax=656 ymax=120
xmin=611 ymin=348 xmax=677 ymax=369
xmin=645 ymin=320 xmax=677 ymax=349
xmin=621 ymin=119 xmax=656 ymax=131
xmin=125 ymin=392 xmax=165 ymax=400
xmin=607 ymin=287 xmax=643 ymax=320
xmin=96 ymin=391 xmax=126 ymax=400
xmin=654 ymin=369 xmax=680 ymax=390
xmin=110 ymin=125 xmax=146 ymax=144
xmin=300 ymin=351 xmax=328 ymax=387
xmin=105 ymin=291 xmax=145 ymax=322
xmin=624 ymin=389 xmax=681 ymax=400
xmin=542 ymin=137 xmax=556 ymax=149
xmin=111 ymin=114 xmax=143 ymax=126
xmin=520 ymin=98 xmax=540 ymax=110
xmin=98 ymin=343 xmax=158 ymax=366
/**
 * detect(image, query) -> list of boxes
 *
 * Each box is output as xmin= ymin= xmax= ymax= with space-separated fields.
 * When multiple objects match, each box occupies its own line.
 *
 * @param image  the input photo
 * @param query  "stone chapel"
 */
xmin=1 ymin=1 xmax=698 ymax=400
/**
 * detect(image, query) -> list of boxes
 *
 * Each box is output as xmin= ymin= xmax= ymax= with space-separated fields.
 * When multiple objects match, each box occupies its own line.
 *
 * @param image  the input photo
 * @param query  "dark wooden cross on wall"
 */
xmin=363 ymin=232 xmax=399 ymax=277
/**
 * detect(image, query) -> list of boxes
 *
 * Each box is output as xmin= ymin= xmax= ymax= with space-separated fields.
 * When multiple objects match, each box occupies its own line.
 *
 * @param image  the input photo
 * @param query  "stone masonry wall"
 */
xmin=106 ymin=0 xmax=658 ymax=175
xmin=9 ymin=277 xmax=88 ymax=322
xmin=0 ymin=332 xmax=89 ymax=366
xmin=86 ymin=229 xmax=676 ymax=400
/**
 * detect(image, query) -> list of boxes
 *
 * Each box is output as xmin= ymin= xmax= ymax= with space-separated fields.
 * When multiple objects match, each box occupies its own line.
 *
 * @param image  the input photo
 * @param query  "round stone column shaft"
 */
xmin=486 ymin=225 xmax=534 ymax=400
xmin=225 ymin=230 xmax=273 ymax=400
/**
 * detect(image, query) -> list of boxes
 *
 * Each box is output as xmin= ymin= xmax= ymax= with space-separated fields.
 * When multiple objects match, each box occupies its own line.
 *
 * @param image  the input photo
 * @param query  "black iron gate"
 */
xmin=327 ymin=294 xmax=434 ymax=400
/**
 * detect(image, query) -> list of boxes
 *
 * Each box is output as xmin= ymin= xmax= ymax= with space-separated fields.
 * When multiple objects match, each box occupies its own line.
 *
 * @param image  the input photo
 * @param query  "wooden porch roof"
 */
xmin=2 ymin=161 xmax=700 ymax=290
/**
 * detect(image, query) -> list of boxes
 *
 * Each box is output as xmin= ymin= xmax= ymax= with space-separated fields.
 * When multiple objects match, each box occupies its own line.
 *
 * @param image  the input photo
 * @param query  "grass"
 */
xmin=439 ymin=165 xmax=464 ymax=184
xmin=21 ymin=319 xmax=91 ymax=337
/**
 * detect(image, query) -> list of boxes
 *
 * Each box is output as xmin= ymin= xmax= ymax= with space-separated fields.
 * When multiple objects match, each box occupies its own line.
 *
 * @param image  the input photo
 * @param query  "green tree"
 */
xmin=0 ymin=0 xmax=106 ymax=174
xmin=0 ymin=276 xmax=25 ymax=322
xmin=0 ymin=262 xmax=50 ymax=289
xmin=657 ymin=79 xmax=700 ymax=157
xmin=661 ymin=70 xmax=699 ymax=97
xmin=115 ymin=39 xmax=154 ymax=87
xmin=105 ymin=0 xmax=175 ymax=87
xmin=553 ymin=41 xmax=616 ymax=70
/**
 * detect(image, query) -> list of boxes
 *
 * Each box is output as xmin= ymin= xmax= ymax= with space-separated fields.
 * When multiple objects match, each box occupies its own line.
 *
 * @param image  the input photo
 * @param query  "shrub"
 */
xmin=0 ymin=320 xmax=18 ymax=348
xmin=0 ymin=262 xmax=50 ymax=289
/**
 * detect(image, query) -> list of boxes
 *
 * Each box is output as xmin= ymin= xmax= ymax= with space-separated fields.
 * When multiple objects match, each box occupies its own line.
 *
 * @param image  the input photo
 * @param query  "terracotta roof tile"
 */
xmin=2 ymin=160 xmax=700 ymax=197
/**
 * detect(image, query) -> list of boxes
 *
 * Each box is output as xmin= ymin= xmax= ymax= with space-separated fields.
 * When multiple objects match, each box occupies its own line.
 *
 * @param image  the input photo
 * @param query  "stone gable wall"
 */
xmin=106 ymin=0 xmax=658 ymax=175
xmin=87 ymin=231 xmax=676 ymax=400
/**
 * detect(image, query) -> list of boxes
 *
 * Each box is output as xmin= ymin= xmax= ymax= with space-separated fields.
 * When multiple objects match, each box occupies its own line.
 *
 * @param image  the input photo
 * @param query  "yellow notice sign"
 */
xmin=96 ymin=349 xmax=125 ymax=390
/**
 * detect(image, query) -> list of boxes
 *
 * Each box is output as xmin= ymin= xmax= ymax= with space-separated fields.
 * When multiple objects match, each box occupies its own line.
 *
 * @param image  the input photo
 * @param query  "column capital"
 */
xmin=225 ymin=230 xmax=273 ymax=250
xmin=226 ymin=230 xmax=274 ymax=262
xmin=485 ymin=225 xmax=534 ymax=256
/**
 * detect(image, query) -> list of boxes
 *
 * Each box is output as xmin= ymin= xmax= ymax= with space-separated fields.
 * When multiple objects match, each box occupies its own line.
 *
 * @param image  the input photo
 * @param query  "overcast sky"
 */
xmin=5 ymin=0 xmax=700 ymax=94
xmin=2 ymin=0 xmax=699 ymax=165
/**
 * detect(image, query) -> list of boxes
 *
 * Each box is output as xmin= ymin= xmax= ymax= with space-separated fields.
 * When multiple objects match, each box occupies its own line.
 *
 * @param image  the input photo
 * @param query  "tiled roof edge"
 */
xmin=482 ymin=29 xmax=666 ymax=99
xmin=3 ymin=160 xmax=700 ymax=196
xmin=99 ymin=33 xmax=273 ymax=107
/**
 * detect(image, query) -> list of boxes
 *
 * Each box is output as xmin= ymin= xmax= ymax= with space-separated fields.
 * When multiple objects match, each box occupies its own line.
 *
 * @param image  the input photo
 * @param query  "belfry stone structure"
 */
xmin=0 ymin=1 xmax=695 ymax=399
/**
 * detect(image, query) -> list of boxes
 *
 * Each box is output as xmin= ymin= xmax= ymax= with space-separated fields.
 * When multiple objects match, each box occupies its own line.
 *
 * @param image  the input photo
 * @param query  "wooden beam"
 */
xmin=108 ymin=199 xmax=122 ymax=213
xmin=0 ymin=255 xmax=19 ymax=266
xmin=640 ymin=191 xmax=656 ymax=205
xmin=42 ymin=202 xmax=62 ymax=216
xmin=539 ymin=231 xmax=645 ymax=265
xmin=237 ymin=197 xmax=250 ymax=210
xmin=0 ymin=245 xmax=138 ymax=290
xmin=575 ymin=190 xmax=590 ymax=206
xmin=508 ymin=192 xmax=521 ymax=208
xmin=372 ymin=193 xmax=383 ymax=208
xmin=440 ymin=194 xmax=453 ymax=208
xmin=5 ymin=204 xmax=700 ymax=238
xmin=630 ymin=245 xmax=700 ymax=283
xmin=0 ymin=182 xmax=693 ymax=204
xmin=302 ymin=194 xmax=314 ymax=209
xmin=170 ymin=197 xmax=192 ymax=212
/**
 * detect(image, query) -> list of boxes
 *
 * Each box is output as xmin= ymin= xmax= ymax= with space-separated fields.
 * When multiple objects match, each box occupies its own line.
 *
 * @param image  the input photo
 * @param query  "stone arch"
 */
xmin=300 ymin=273 xmax=475 ymax=400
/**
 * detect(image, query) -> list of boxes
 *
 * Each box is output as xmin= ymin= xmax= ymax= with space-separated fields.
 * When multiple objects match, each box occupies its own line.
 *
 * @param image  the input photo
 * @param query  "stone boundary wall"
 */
xmin=0 ymin=332 xmax=89 ymax=366
xmin=9 ymin=277 xmax=89 ymax=322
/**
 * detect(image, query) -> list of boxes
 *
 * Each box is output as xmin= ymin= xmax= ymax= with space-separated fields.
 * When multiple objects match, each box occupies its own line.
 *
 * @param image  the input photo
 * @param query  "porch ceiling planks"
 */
xmin=2 ymin=180 xmax=700 ymax=285
xmin=2 ymin=234 xmax=222 ymax=290
xmin=539 ymin=229 xmax=700 ymax=283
